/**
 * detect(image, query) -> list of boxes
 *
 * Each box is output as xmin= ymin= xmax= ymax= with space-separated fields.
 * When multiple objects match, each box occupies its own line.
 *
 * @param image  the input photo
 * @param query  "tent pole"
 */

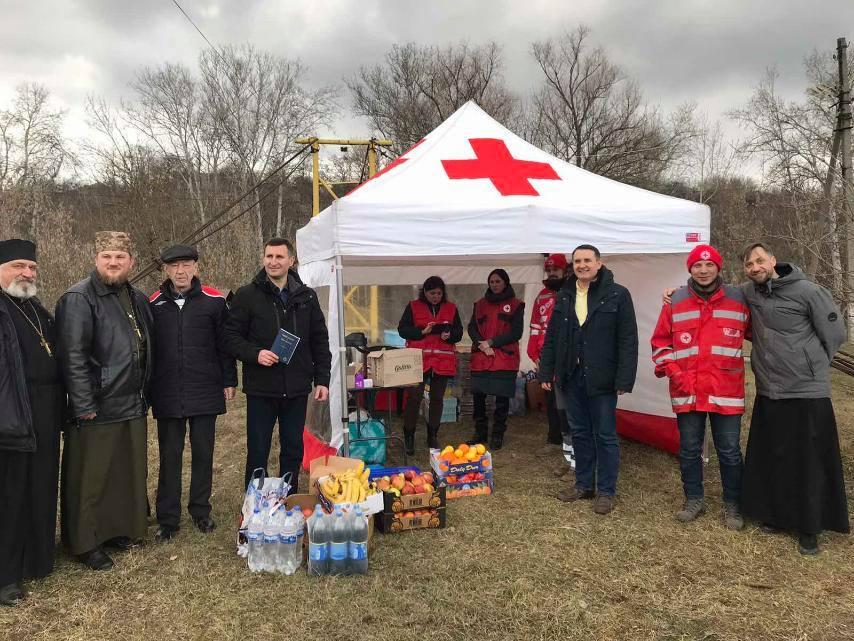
xmin=335 ymin=253 xmax=350 ymax=456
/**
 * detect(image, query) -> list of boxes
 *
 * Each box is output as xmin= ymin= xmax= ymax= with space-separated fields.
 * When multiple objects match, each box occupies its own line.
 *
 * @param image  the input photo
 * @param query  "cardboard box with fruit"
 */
xmin=440 ymin=473 xmax=494 ymax=500
xmin=375 ymin=507 xmax=447 ymax=533
xmin=369 ymin=467 xmax=447 ymax=512
xmin=310 ymin=455 xmax=384 ymax=515
xmin=430 ymin=443 xmax=493 ymax=478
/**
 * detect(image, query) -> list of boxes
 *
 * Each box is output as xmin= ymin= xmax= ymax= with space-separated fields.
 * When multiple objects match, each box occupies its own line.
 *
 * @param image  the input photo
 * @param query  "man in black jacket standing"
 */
xmin=0 ymin=240 xmax=64 ymax=606
xmin=223 ymin=238 xmax=331 ymax=493
xmin=149 ymin=245 xmax=237 ymax=541
xmin=539 ymin=245 xmax=638 ymax=515
xmin=55 ymin=231 xmax=154 ymax=571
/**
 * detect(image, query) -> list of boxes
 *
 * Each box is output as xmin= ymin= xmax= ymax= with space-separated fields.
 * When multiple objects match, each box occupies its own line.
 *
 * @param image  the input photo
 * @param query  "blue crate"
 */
xmin=383 ymin=329 xmax=407 ymax=348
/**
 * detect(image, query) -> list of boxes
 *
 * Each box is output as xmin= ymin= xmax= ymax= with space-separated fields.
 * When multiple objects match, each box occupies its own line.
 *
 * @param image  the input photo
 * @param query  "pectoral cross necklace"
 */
xmin=2 ymin=292 xmax=53 ymax=357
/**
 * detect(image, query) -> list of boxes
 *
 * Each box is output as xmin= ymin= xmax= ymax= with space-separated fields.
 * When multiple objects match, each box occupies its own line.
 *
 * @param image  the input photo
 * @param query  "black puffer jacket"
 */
xmin=149 ymin=278 xmax=238 ymax=419
xmin=223 ymin=269 xmax=331 ymax=398
xmin=0 ymin=298 xmax=35 ymax=451
xmin=539 ymin=266 xmax=638 ymax=396
xmin=55 ymin=271 xmax=154 ymax=424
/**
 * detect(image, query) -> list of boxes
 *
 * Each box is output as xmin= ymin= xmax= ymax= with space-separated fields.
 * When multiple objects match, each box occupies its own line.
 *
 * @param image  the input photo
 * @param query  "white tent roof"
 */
xmin=297 ymin=101 xmax=710 ymax=452
xmin=297 ymin=101 xmax=709 ymax=266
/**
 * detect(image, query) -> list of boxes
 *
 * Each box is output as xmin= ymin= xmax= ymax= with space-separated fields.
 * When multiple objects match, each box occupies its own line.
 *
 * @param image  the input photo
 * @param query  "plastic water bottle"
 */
xmin=348 ymin=506 xmax=369 ymax=575
xmin=278 ymin=510 xmax=298 ymax=575
xmin=261 ymin=501 xmax=280 ymax=573
xmin=329 ymin=507 xmax=350 ymax=576
xmin=246 ymin=505 xmax=265 ymax=573
xmin=269 ymin=506 xmax=289 ymax=574
xmin=307 ymin=505 xmax=329 ymax=576
xmin=293 ymin=509 xmax=305 ymax=572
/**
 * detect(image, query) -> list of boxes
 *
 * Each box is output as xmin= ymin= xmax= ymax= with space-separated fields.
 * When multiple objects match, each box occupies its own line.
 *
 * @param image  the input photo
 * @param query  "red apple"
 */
xmin=403 ymin=470 xmax=417 ymax=482
xmin=421 ymin=472 xmax=434 ymax=485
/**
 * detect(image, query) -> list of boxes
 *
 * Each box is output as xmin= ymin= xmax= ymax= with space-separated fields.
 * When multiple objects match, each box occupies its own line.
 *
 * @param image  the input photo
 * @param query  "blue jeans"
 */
xmin=563 ymin=368 xmax=619 ymax=496
xmin=676 ymin=411 xmax=743 ymax=504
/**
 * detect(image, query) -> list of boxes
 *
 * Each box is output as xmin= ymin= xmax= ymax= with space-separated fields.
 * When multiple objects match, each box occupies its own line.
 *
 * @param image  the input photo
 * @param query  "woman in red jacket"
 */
xmin=397 ymin=276 xmax=463 ymax=455
xmin=467 ymin=269 xmax=525 ymax=450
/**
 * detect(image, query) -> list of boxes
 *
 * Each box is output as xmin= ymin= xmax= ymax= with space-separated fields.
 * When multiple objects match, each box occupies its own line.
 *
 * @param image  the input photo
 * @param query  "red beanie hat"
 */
xmin=544 ymin=253 xmax=568 ymax=270
xmin=686 ymin=244 xmax=722 ymax=272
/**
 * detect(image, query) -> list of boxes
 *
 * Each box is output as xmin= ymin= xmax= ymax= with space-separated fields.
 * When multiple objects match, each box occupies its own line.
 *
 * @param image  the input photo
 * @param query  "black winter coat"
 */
xmin=55 ymin=271 xmax=154 ymax=424
xmin=149 ymin=278 xmax=238 ymax=419
xmin=223 ymin=269 xmax=331 ymax=398
xmin=539 ymin=266 xmax=638 ymax=396
xmin=0 ymin=297 xmax=35 ymax=451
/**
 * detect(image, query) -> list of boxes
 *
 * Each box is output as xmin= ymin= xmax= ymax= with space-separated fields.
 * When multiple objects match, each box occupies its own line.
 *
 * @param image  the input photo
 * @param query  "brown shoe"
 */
xmin=593 ymin=494 xmax=615 ymax=515
xmin=557 ymin=487 xmax=595 ymax=502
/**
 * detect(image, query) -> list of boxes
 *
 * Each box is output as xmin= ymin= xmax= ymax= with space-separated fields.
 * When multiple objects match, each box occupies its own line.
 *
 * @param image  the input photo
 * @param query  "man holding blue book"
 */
xmin=224 ymin=238 xmax=331 ymax=494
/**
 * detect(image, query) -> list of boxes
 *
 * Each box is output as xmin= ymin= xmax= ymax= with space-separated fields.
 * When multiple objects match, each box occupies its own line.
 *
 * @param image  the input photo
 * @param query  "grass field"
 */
xmin=2 ymin=371 xmax=853 ymax=641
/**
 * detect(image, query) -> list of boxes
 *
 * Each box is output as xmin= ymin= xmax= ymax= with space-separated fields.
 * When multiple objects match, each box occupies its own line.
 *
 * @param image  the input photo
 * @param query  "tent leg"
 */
xmin=336 ymin=254 xmax=350 ymax=456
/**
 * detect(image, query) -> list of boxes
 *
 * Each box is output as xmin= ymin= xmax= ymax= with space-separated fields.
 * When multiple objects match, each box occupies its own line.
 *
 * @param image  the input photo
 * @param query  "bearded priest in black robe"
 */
xmin=0 ymin=239 xmax=65 ymax=607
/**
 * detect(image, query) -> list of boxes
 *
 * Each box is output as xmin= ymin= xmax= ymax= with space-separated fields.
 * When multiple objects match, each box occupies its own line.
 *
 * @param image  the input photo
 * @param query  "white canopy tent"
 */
xmin=297 ymin=101 xmax=709 ymax=453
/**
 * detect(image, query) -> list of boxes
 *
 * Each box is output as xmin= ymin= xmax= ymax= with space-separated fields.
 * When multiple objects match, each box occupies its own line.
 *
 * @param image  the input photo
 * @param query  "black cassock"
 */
xmin=0 ymin=294 xmax=64 ymax=587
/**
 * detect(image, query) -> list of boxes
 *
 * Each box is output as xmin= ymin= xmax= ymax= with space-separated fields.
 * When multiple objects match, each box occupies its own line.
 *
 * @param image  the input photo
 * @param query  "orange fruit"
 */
xmin=475 ymin=444 xmax=486 ymax=455
xmin=465 ymin=450 xmax=478 ymax=462
xmin=453 ymin=448 xmax=464 ymax=459
xmin=458 ymin=443 xmax=470 ymax=454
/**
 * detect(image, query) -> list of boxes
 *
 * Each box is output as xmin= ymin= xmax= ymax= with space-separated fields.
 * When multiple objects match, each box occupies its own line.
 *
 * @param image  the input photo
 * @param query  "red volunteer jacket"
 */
xmin=470 ymin=297 xmax=523 ymax=373
xmin=405 ymin=299 xmax=458 ymax=376
xmin=650 ymin=284 xmax=750 ymax=415
xmin=527 ymin=286 xmax=557 ymax=363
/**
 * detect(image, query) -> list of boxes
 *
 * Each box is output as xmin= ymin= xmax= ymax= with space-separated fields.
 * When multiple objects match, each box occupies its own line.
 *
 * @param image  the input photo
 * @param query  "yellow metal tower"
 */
xmin=296 ymin=137 xmax=394 ymax=342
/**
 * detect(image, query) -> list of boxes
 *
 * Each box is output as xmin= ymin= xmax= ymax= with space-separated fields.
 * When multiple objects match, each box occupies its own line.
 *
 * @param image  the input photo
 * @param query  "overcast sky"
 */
xmin=1 ymin=0 xmax=853 ymax=160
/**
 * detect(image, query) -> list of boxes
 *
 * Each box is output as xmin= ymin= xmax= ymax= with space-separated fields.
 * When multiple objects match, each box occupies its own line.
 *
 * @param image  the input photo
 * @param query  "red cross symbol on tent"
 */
xmin=441 ymin=138 xmax=561 ymax=196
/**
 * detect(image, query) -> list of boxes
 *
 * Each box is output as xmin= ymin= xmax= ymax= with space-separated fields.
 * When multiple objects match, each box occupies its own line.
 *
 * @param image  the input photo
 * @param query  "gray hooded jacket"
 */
xmin=742 ymin=263 xmax=846 ymax=399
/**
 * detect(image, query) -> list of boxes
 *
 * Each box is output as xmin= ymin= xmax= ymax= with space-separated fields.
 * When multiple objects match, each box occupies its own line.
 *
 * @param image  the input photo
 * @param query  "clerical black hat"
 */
xmin=160 ymin=244 xmax=199 ymax=264
xmin=0 ymin=239 xmax=36 ymax=264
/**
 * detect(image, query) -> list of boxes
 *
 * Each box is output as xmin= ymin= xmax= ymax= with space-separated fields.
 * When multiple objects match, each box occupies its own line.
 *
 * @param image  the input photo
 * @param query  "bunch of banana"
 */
xmin=320 ymin=464 xmax=376 ymax=504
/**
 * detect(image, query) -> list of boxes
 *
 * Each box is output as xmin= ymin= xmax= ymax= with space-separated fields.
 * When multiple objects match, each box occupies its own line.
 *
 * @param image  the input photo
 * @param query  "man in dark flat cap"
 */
xmin=148 ymin=244 xmax=237 ymax=541
xmin=55 ymin=231 xmax=154 ymax=571
xmin=0 ymin=240 xmax=65 ymax=606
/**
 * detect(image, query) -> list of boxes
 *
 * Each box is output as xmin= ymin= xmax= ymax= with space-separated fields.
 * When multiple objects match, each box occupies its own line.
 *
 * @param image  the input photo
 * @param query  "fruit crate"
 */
xmin=375 ymin=507 xmax=447 ymax=533
xmin=430 ymin=449 xmax=493 ymax=479
xmin=440 ymin=474 xmax=494 ymax=500
xmin=368 ymin=466 xmax=447 ymax=512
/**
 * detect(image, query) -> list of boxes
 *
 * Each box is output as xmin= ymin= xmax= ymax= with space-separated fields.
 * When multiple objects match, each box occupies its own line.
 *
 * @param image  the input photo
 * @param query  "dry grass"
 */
xmin=2 ymin=371 xmax=853 ymax=641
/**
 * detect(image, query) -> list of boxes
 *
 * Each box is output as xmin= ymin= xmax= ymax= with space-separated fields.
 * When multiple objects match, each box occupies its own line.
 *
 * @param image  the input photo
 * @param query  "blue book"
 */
xmin=271 ymin=328 xmax=300 ymax=365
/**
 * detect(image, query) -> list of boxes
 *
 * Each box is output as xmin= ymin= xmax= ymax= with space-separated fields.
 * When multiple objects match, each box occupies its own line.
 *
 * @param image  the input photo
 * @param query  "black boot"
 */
xmin=427 ymin=424 xmax=440 ymax=450
xmin=404 ymin=431 xmax=415 ymax=456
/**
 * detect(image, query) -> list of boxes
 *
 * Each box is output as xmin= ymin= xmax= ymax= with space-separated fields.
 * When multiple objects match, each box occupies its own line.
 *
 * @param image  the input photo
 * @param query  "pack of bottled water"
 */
xmin=245 ymin=490 xmax=305 ymax=575
xmin=307 ymin=505 xmax=369 ymax=576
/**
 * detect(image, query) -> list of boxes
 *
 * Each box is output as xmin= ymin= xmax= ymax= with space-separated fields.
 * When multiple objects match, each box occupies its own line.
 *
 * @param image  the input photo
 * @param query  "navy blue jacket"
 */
xmin=149 ymin=278 xmax=237 ymax=418
xmin=538 ymin=266 xmax=638 ymax=396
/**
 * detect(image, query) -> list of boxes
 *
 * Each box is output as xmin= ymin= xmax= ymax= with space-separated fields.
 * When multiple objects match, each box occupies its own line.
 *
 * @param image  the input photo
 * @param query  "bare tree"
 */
xmin=527 ymin=26 xmax=696 ymax=189
xmin=348 ymin=42 xmax=518 ymax=152
xmin=731 ymin=63 xmax=849 ymax=304
xmin=199 ymin=44 xmax=338 ymax=242
xmin=679 ymin=113 xmax=743 ymax=204
xmin=125 ymin=62 xmax=225 ymax=223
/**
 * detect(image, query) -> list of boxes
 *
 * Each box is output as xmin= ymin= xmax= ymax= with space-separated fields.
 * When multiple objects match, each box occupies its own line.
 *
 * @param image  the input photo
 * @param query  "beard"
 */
xmin=2 ymin=279 xmax=38 ymax=300
xmin=543 ymin=276 xmax=566 ymax=291
xmin=99 ymin=271 xmax=129 ymax=286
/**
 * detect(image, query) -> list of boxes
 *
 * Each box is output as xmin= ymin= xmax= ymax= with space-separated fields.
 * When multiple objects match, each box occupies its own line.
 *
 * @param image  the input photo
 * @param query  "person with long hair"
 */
xmin=467 ymin=269 xmax=525 ymax=450
xmin=397 ymin=276 xmax=463 ymax=455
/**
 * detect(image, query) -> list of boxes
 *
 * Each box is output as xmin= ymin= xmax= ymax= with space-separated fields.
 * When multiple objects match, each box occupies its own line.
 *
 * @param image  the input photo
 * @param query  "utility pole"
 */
xmin=837 ymin=38 xmax=854 ymax=333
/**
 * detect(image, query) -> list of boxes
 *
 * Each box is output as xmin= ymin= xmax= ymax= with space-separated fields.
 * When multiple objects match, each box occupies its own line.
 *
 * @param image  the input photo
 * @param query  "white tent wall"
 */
xmin=300 ymin=251 xmax=687 ymax=450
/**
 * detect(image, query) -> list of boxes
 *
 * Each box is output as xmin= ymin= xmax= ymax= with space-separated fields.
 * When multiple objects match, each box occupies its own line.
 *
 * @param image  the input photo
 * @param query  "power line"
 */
xmin=170 ymin=0 xmax=224 ymax=60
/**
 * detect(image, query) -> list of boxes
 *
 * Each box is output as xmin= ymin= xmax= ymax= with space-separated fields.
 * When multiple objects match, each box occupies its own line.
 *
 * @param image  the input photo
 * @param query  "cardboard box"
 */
xmin=367 ymin=465 xmax=447 ymax=512
xmin=309 ymin=455 xmax=384 ymax=515
xmin=440 ymin=477 xmax=494 ymax=500
xmin=375 ymin=507 xmax=447 ymax=533
xmin=430 ymin=450 xmax=493 ymax=478
xmin=367 ymin=348 xmax=423 ymax=387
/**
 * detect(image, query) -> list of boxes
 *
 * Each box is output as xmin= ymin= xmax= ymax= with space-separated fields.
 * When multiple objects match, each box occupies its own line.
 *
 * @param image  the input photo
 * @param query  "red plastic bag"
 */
xmin=302 ymin=427 xmax=337 ymax=470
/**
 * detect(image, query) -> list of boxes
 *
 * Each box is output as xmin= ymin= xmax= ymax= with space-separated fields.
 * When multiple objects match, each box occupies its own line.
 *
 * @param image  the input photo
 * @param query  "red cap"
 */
xmin=544 ymin=253 xmax=568 ymax=271
xmin=686 ymin=244 xmax=722 ymax=272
